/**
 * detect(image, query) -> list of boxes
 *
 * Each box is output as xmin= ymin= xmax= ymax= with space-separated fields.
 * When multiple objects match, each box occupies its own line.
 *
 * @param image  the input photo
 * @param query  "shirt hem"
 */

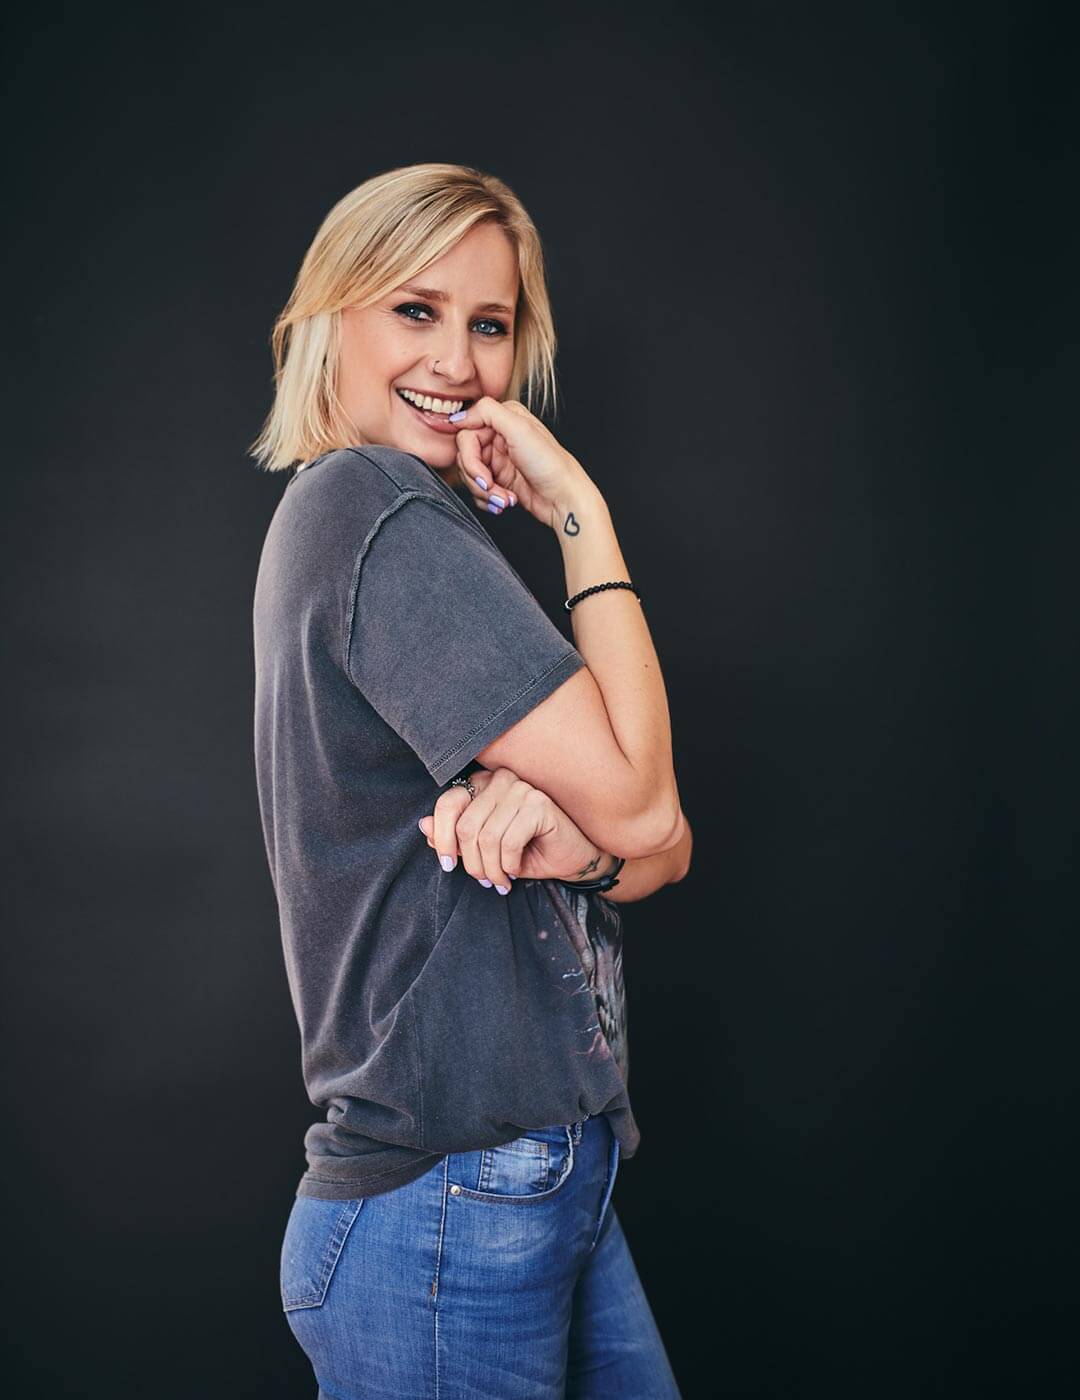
xmin=297 ymin=1150 xmax=447 ymax=1201
xmin=428 ymin=649 xmax=585 ymax=786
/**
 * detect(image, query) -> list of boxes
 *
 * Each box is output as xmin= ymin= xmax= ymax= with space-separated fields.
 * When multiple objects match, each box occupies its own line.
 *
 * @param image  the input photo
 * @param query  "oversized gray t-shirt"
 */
xmin=252 ymin=444 xmax=638 ymax=1200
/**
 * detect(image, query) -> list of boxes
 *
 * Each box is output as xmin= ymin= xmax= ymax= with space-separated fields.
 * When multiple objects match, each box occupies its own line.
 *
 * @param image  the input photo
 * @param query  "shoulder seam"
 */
xmin=343 ymin=447 xmax=486 ymax=535
xmin=344 ymin=446 xmax=415 ymax=496
xmin=343 ymin=491 xmax=497 ymax=684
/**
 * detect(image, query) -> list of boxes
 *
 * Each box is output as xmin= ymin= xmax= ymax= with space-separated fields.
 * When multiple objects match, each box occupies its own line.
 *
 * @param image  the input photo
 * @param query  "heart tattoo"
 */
xmin=563 ymin=512 xmax=580 ymax=536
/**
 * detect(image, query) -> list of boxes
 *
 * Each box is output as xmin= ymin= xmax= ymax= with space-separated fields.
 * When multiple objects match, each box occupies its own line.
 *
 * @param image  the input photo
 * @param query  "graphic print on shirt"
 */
xmin=536 ymin=880 xmax=630 ymax=1087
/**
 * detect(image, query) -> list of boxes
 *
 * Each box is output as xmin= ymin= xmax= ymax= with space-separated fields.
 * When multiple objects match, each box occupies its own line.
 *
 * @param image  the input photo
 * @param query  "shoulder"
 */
xmin=291 ymin=444 xmax=461 ymax=516
xmin=327 ymin=444 xmax=449 ymax=500
xmin=345 ymin=444 xmax=445 ymax=498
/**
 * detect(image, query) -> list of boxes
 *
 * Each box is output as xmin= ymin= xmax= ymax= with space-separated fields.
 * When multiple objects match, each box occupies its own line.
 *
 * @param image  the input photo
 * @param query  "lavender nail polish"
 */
xmin=448 ymin=410 xmax=466 ymax=422
xmin=475 ymin=475 xmax=488 ymax=489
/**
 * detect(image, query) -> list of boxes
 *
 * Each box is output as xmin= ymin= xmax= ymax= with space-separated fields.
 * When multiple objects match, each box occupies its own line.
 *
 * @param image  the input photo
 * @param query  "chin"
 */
xmin=409 ymin=439 xmax=457 ymax=469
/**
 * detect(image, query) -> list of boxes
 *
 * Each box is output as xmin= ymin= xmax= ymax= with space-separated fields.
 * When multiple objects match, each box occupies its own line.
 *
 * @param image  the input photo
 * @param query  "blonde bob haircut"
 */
xmin=249 ymin=163 xmax=559 ymax=474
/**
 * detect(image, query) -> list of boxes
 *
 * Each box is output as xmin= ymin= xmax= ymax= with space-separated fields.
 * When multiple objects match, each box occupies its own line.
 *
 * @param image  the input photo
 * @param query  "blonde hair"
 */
xmin=249 ymin=163 xmax=559 ymax=473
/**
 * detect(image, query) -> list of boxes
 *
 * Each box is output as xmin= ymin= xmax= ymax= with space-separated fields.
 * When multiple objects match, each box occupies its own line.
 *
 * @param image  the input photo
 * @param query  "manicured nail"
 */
xmin=439 ymin=854 xmax=456 ymax=871
xmin=495 ymin=884 xmax=510 ymax=896
xmin=418 ymin=819 xmax=426 ymax=831
xmin=448 ymin=410 xmax=466 ymax=422
xmin=475 ymin=475 xmax=488 ymax=489
xmin=478 ymin=877 xmax=492 ymax=887
xmin=486 ymin=501 xmax=503 ymax=514
xmin=507 ymin=492 xmax=516 ymax=506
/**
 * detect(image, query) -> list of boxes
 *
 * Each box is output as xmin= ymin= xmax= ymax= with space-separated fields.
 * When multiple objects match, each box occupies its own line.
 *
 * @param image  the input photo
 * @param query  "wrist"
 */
xmin=555 ymin=849 xmax=626 ymax=893
xmin=562 ymin=848 xmax=620 ymax=884
xmin=551 ymin=478 xmax=609 ymax=535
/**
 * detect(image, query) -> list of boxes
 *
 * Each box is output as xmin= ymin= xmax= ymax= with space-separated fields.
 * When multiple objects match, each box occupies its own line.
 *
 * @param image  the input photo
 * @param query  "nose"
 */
xmin=429 ymin=320 xmax=477 ymax=387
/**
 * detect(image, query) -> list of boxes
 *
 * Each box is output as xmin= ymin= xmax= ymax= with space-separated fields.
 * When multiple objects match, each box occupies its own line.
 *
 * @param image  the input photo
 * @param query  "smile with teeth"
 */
xmin=396 ymin=387 xmax=473 ymax=417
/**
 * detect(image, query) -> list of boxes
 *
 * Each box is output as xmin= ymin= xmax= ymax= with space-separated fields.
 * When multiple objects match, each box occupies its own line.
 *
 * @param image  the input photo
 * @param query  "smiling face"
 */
xmin=336 ymin=220 xmax=519 ymax=476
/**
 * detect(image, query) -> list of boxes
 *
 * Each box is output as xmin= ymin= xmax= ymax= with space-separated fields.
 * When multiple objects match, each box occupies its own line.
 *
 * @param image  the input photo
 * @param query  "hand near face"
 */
xmin=452 ymin=398 xmax=595 ymax=531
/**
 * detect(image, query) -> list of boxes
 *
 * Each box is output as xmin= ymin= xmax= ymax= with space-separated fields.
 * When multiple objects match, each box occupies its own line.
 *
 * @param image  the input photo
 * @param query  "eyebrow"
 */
xmin=399 ymin=284 xmax=516 ymax=316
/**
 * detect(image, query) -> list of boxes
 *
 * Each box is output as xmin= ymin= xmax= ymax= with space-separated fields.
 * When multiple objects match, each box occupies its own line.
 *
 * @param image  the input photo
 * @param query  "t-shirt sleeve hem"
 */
xmin=426 ymin=649 xmax=585 ymax=786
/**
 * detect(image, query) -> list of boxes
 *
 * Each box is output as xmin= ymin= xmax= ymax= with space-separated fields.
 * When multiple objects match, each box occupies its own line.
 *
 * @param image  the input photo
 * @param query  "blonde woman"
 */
xmin=252 ymin=163 xmax=691 ymax=1398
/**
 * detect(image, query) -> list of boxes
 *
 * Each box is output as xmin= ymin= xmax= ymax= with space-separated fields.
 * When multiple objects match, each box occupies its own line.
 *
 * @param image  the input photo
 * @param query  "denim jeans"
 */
xmin=279 ymin=1113 xmax=682 ymax=1398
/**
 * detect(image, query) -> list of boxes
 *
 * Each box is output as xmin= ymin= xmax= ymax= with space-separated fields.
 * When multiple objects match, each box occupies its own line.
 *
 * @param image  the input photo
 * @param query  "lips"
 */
xmin=396 ymin=390 xmax=468 ymax=436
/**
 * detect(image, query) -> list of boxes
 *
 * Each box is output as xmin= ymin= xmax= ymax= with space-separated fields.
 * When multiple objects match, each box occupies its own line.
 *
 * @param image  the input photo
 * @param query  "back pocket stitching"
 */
xmin=282 ymin=1198 xmax=365 ymax=1311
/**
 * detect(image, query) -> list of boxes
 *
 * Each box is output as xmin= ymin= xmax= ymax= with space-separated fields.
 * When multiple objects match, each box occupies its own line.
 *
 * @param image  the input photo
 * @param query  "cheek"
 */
xmin=482 ymin=345 xmax=516 ymax=395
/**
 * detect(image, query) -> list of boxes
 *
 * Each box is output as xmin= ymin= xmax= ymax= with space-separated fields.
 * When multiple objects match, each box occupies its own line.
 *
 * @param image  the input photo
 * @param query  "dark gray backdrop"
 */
xmin=4 ymin=2 xmax=1072 ymax=1396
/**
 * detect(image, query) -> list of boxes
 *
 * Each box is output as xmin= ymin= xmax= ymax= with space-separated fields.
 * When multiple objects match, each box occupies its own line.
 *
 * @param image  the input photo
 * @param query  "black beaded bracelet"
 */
xmin=565 ymin=580 xmax=642 ymax=611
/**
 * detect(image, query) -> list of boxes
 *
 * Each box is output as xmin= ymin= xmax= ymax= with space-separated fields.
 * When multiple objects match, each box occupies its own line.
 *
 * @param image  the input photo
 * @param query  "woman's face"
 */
xmin=337 ymin=221 xmax=519 ymax=478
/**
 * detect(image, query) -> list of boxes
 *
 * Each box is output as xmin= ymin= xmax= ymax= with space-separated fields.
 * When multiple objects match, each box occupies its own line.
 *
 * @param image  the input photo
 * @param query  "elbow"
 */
xmin=666 ymin=809 xmax=693 ymax=882
xmin=670 ymin=849 xmax=692 ymax=883
xmin=610 ymin=798 xmax=685 ymax=861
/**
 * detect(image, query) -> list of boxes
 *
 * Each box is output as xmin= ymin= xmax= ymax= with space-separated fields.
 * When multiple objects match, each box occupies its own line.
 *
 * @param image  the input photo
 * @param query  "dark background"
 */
xmin=4 ymin=2 xmax=1073 ymax=1396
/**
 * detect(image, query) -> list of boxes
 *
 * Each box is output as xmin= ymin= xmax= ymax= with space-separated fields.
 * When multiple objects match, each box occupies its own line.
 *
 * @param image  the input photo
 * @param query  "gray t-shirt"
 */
xmin=252 ymin=444 xmax=638 ymax=1200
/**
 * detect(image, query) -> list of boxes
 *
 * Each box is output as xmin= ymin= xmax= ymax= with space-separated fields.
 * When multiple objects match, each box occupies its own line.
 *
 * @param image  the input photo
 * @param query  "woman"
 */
xmin=251 ymin=163 xmax=691 ymax=1398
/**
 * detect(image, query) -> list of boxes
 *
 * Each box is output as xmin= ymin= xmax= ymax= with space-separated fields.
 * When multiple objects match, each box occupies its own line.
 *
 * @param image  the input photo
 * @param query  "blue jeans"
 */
xmin=279 ymin=1113 xmax=682 ymax=1398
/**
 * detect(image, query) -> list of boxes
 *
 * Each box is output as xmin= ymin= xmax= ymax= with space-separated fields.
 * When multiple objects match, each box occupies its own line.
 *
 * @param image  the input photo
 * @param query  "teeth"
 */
xmin=398 ymin=388 xmax=465 ymax=415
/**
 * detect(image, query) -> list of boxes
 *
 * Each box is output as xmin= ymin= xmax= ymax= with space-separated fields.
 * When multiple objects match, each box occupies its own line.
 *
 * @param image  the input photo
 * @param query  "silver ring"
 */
xmin=448 ymin=775 xmax=476 ymax=799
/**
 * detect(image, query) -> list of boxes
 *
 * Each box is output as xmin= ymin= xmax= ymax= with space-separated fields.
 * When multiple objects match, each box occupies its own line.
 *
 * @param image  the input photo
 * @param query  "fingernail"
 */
xmin=495 ymin=884 xmax=510 ymax=896
xmin=486 ymin=501 xmax=503 ymax=514
xmin=489 ymin=494 xmax=505 ymax=508
xmin=439 ymin=854 xmax=456 ymax=871
xmin=475 ymin=475 xmax=488 ymax=489
xmin=507 ymin=492 xmax=516 ymax=506
xmin=448 ymin=410 xmax=466 ymax=422
xmin=478 ymin=877 xmax=493 ymax=887
xmin=417 ymin=819 xmax=426 ymax=831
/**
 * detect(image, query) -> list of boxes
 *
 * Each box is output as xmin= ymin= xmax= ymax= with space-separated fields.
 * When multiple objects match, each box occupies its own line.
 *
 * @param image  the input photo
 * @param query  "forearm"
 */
xmin=565 ymin=812 xmax=693 ymax=904
xmin=556 ymin=485 xmax=682 ymax=832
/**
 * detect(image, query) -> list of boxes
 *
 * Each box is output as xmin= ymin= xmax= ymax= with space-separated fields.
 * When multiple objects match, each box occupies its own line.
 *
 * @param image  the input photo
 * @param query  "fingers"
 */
xmin=447 ymin=394 xmax=519 ymax=433
xmin=419 ymin=786 xmax=473 ymax=871
xmin=453 ymin=768 xmax=535 ymax=893
xmin=456 ymin=776 xmax=518 ymax=891
xmin=498 ymin=795 xmax=549 ymax=879
xmin=456 ymin=428 xmax=516 ymax=515
xmin=421 ymin=770 xmax=544 ymax=894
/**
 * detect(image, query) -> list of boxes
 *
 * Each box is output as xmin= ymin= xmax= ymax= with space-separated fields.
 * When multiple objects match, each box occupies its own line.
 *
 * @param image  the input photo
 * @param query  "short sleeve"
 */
xmin=346 ymin=494 xmax=586 ymax=785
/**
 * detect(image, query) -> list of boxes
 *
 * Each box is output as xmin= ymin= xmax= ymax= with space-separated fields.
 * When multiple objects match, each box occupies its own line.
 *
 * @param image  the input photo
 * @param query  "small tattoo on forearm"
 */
xmin=563 ymin=511 xmax=580 ymax=536
xmin=573 ymin=854 xmax=602 ymax=878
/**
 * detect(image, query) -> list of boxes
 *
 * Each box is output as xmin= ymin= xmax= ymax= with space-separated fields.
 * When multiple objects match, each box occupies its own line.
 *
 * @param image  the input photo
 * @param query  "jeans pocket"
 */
xmin=454 ymin=1122 xmax=579 ymax=1204
xmin=280 ymin=1195 xmax=365 ymax=1311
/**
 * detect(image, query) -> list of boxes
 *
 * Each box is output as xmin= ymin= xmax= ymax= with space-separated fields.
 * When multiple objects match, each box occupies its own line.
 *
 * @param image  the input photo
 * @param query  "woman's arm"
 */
xmin=423 ymin=767 xmax=693 ymax=902
xmin=475 ymin=482 xmax=684 ymax=859
xmin=451 ymin=401 xmax=685 ymax=860
xmin=594 ymin=811 xmax=693 ymax=904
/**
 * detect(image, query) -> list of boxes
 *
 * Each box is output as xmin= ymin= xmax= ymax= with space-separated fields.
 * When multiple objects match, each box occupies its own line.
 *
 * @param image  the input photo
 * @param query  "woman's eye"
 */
xmin=393 ymin=304 xmax=509 ymax=338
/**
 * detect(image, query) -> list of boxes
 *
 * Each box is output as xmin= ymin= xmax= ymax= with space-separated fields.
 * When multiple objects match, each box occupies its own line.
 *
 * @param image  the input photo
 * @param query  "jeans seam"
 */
xmin=432 ymin=1155 xmax=450 ymax=1400
xmin=589 ymin=1130 xmax=620 ymax=1252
